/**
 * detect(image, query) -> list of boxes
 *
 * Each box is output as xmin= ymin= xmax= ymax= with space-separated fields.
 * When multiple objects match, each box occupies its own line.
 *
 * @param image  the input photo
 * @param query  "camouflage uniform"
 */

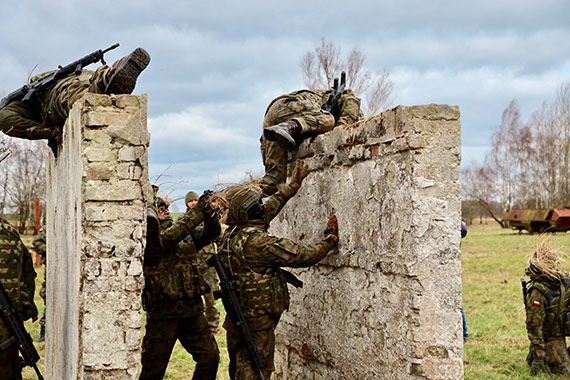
xmin=32 ymin=229 xmax=47 ymax=341
xmin=0 ymin=217 xmax=37 ymax=380
xmin=219 ymin=183 xmax=338 ymax=380
xmin=0 ymin=67 xmax=110 ymax=140
xmin=186 ymin=191 xmax=221 ymax=334
xmin=140 ymin=205 xmax=220 ymax=380
xmin=199 ymin=242 xmax=221 ymax=334
xmin=525 ymin=277 xmax=570 ymax=374
xmin=259 ymin=89 xmax=360 ymax=195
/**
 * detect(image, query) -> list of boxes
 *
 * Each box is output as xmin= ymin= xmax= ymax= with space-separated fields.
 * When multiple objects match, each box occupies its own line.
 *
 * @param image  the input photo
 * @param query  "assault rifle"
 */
xmin=0 ymin=280 xmax=43 ymax=380
xmin=521 ymin=277 xmax=527 ymax=305
xmin=206 ymin=251 xmax=266 ymax=380
xmin=0 ymin=43 xmax=120 ymax=110
xmin=321 ymin=71 xmax=346 ymax=113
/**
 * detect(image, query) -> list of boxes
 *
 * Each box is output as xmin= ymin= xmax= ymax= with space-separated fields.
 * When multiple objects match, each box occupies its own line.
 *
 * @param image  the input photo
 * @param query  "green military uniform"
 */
xmin=219 ymin=183 xmax=338 ymax=380
xmin=32 ymin=228 xmax=47 ymax=342
xmin=0 ymin=217 xmax=38 ymax=380
xmin=0 ymin=47 xmax=150 ymax=141
xmin=0 ymin=67 xmax=110 ymax=140
xmin=186 ymin=191 xmax=221 ymax=334
xmin=140 ymin=202 xmax=221 ymax=380
xmin=199 ymin=242 xmax=221 ymax=334
xmin=259 ymin=89 xmax=360 ymax=195
xmin=525 ymin=276 xmax=570 ymax=374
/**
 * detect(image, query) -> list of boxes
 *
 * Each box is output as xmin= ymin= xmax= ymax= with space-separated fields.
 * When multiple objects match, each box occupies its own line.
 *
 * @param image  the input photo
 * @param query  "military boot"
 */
xmin=105 ymin=48 xmax=151 ymax=95
xmin=263 ymin=120 xmax=301 ymax=149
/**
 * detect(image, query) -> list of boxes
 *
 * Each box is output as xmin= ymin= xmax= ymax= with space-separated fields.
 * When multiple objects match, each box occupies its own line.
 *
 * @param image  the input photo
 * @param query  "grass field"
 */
xmin=19 ymin=223 xmax=570 ymax=379
xmin=462 ymin=222 xmax=570 ymax=380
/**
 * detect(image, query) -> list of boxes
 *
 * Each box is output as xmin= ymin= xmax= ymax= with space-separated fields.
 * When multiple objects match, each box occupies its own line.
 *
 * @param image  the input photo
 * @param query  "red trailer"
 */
xmin=504 ymin=208 xmax=570 ymax=233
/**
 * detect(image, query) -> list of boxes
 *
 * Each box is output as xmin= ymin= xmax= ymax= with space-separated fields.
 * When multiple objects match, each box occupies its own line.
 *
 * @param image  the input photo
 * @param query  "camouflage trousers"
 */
xmin=259 ymin=96 xmax=334 ymax=196
xmin=0 ymin=66 xmax=109 ymax=140
xmin=39 ymin=271 xmax=46 ymax=328
xmin=259 ymin=137 xmax=288 ymax=196
xmin=0 ymin=345 xmax=22 ymax=380
xmin=226 ymin=324 xmax=276 ymax=380
xmin=140 ymin=313 xmax=219 ymax=380
xmin=545 ymin=337 xmax=570 ymax=374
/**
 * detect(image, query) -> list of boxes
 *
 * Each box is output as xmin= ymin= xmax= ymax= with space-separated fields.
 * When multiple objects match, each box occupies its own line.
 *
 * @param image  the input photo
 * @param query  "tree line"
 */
xmin=462 ymin=83 xmax=570 ymax=226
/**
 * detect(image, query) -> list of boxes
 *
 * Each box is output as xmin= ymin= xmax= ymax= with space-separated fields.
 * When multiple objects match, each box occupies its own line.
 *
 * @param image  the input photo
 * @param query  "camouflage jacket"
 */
xmin=33 ymin=228 xmax=46 ymax=265
xmin=525 ymin=277 xmax=570 ymax=356
xmin=0 ymin=218 xmax=38 ymax=342
xmin=221 ymin=203 xmax=337 ymax=332
xmin=144 ymin=207 xmax=220 ymax=318
xmin=221 ymin=225 xmax=337 ymax=332
xmin=264 ymin=89 xmax=360 ymax=131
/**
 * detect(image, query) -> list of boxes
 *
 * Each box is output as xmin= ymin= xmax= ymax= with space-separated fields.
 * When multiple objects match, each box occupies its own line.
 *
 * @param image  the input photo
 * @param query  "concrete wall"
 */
xmin=46 ymin=93 xmax=150 ymax=380
xmin=271 ymin=105 xmax=463 ymax=379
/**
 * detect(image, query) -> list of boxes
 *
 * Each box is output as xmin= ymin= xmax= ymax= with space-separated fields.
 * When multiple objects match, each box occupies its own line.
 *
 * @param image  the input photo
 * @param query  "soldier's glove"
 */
xmin=290 ymin=160 xmax=309 ymax=192
xmin=530 ymin=357 xmax=547 ymax=375
xmin=323 ymin=210 xmax=339 ymax=241
xmin=197 ymin=190 xmax=214 ymax=214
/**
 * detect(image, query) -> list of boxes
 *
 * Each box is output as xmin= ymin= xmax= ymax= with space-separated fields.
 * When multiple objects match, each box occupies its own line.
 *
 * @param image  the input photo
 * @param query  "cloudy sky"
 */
xmin=1 ymin=0 xmax=569 ymax=210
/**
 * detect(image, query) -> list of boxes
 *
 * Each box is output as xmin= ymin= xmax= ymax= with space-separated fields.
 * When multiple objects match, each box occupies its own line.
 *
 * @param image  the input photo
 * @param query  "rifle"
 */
xmin=521 ymin=277 xmax=528 ymax=305
xmin=0 ymin=280 xmax=43 ymax=380
xmin=0 ymin=43 xmax=120 ymax=110
xmin=206 ymin=250 xmax=266 ymax=380
xmin=321 ymin=71 xmax=346 ymax=113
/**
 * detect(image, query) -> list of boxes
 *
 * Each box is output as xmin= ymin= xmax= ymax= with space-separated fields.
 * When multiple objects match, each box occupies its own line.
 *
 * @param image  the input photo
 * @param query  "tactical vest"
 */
xmin=528 ymin=278 xmax=570 ymax=336
xmin=143 ymin=233 xmax=209 ymax=308
xmin=0 ymin=220 xmax=34 ymax=320
xmin=225 ymin=226 xmax=290 ymax=319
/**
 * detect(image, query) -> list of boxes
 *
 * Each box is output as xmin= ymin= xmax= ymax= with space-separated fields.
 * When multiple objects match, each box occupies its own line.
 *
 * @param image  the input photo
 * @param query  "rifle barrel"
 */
xmin=102 ymin=43 xmax=120 ymax=54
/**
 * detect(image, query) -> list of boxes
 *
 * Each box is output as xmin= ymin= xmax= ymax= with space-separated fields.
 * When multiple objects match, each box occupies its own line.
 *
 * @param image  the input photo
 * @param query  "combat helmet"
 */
xmin=225 ymin=185 xmax=265 ymax=225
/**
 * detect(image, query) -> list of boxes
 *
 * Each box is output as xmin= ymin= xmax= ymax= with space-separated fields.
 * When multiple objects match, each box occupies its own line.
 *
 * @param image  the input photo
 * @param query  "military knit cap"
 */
xmin=185 ymin=191 xmax=199 ymax=204
xmin=526 ymin=238 xmax=567 ymax=280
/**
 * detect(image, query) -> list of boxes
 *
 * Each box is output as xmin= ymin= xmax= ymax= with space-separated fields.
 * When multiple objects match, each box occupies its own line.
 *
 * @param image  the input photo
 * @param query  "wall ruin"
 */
xmin=45 ymin=93 xmax=150 ymax=380
xmin=271 ymin=105 xmax=463 ymax=379
xmin=43 ymin=98 xmax=461 ymax=379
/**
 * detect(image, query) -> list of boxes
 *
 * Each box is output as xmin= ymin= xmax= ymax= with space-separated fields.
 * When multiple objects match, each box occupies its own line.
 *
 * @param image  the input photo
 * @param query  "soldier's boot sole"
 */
xmin=263 ymin=125 xmax=296 ymax=149
xmin=105 ymin=48 xmax=151 ymax=95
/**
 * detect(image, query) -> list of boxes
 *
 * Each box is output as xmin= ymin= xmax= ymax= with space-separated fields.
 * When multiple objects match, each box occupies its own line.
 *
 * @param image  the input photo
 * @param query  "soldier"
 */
xmin=186 ymin=190 xmax=220 ymax=335
xmin=0 ymin=47 xmax=150 ymax=141
xmin=32 ymin=227 xmax=47 ymax=342
xmin=0 ymin=216 xmax=38 ymax=380
xmin=140 ymin=192 xmax=221 ymax=380
xmin=259 ymin=87 xmax=360 ymax=195
xmin=524 ymin=239 xmax=570 ymax=375
xmin=214 ymin=160 xmax=339 ymax=379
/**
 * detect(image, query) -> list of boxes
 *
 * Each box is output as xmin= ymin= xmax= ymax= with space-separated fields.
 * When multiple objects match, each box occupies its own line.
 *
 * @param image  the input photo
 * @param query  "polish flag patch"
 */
xmin=533 ymin=301 xmax=541 ymax=306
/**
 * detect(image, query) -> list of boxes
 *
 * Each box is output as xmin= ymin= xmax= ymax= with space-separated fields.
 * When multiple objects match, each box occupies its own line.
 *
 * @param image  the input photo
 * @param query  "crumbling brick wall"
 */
xmin=45 ymin=93 xmax=150 ymax=380
xmin=271 ymin=105 xmax=463 ymax=379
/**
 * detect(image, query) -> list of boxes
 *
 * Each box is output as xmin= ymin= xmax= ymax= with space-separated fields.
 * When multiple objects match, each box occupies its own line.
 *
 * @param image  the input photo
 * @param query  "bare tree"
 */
xmin=461 ymin=162 xmax=505 ymax=227
xmin=3 ymin=140 xmax=47 ymax=232
xmin=553 ymin=82 xmax=570 ymax=206
xmin=0 ymin=135 xmax=14 ymax=215
xmin=0 ymin=135 xmax=12 ymax=164
xmin=300 ymin=38 xmax=394 ymax=116
xmin=485 ymin=99 xmax=522 ymax=216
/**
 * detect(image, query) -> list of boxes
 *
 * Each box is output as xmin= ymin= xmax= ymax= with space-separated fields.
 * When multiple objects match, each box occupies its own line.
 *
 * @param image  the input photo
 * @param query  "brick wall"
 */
xmin=45 ymin=93 xmax=150 ymax=379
